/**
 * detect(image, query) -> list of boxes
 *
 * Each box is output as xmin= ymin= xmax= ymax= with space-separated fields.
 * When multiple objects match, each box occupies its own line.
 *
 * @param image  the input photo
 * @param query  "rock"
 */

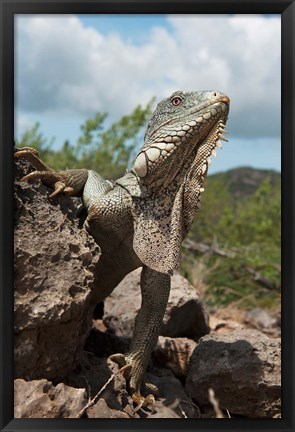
xmin=162 ymin=273 xmax=210 ymax=339
xmin=209 ymin=306 xmax=281 ymax=337
xmin=84 ymin=325 xmax=130 ymax=358
xmin=65 ymin=352 xmax=200 ymax=419
xmin=14 ymin=379 xmax=87 ymax=418
xmin=153 ymin=336 xmax=197 ymax=377
xmin=146 ymin=371 xmax=201 ymax=418
xmin=14 ymin=154 xmax=101 ymax=380
xmin=65 ymin=352 xmax=119 ymax=402
xmin=245 ymin=308 xmax=280 ymax=336
xmin=209 ymin=315 xmax=245 ymax=335
xmin=103 ymin=268 xmax=209 ymax=340
xmin=185 ymin=329 xmax=281 ymax=418
xmin=87 ymin=399 xmax=129 ymax=418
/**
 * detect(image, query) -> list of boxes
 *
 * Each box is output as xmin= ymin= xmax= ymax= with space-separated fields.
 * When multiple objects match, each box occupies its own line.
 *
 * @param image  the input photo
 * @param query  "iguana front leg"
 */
xmin=111 ymin=266 xmax=171 ymax=411
xmin=14 ymin=147 xmax=89 ymax=197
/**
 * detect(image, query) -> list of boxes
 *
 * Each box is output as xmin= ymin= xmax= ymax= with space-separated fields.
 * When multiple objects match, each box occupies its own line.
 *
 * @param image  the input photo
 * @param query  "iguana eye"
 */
xmin=171 ymin=96 xmax=182 ymax=106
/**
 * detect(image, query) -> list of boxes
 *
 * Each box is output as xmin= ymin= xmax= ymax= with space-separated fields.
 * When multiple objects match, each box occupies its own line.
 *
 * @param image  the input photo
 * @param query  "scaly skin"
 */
xmin=15 ymin=90 xmax=230 ymax=412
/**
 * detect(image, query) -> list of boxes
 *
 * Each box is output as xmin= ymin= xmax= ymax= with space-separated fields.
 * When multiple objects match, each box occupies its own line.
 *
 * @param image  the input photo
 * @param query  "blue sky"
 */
xmin=79 ymin=15 xmax=172 ymax=43
xmin=15 ymin=14 xmax=281 ymax=174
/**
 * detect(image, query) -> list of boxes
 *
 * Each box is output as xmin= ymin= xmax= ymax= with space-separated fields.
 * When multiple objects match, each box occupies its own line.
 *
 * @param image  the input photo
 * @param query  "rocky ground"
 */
xmin=14 ymin=152 xmax=281 ymax=419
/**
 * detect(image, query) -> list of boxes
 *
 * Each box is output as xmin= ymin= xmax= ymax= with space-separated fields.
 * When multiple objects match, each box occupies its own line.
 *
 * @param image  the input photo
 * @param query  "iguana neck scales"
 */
xmin=15 ymin=90 xmax=230 ymax=413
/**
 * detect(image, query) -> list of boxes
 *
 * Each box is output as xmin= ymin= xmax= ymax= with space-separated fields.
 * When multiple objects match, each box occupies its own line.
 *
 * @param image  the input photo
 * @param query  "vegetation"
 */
xmin=16 ymin=101 xmax=154 ymax=179
xmin=15 ymin=106 xmax=281 ymax=310
xmin=182 ymin=170 xmax=281 ymax=309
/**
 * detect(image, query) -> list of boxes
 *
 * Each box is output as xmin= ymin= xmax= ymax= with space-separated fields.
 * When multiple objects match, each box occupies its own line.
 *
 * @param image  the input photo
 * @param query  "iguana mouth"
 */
xmin=211 ymin=95 xmax=230 ymax=106
xmin=196 ymin=96 xmax=230 ymax=116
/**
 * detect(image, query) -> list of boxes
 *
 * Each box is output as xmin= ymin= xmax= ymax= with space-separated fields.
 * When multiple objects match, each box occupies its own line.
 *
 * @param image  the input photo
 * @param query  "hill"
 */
xmin=208 ymin=166 xmax=281 ymax=204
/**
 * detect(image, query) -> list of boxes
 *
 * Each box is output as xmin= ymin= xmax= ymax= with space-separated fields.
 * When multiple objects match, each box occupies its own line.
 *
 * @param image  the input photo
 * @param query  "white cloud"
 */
xmin=16 ymin=14 xmax=280 ymax=140
xmin=15 ymin=112 xmax=34 ymax=137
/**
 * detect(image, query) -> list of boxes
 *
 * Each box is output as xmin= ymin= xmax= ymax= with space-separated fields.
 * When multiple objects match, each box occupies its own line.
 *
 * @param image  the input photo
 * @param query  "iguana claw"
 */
xmin=109 ymin=353 xmax=156 ymax=414
xmin=14 ymin=147 xmax=79 ymax=197
xmin=15 ymin=147 xmax=40 ymax=157
xmin=132 ymin=392 xmax=156 ymax=414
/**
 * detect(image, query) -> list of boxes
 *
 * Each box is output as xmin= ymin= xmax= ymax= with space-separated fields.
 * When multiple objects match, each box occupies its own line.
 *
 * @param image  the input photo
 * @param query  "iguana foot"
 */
xmin=15 ymin=147 xmax=88 ymax=198
xmin=15 ymin=147 xmax=52 ymax=173
xmin=109 ymin=353 xmax=156 ymax=413
xmin=132 ymin=392 xmax=156 ymax=414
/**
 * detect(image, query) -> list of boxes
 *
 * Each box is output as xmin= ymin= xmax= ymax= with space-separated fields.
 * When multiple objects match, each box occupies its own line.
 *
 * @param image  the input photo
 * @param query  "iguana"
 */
xmin=15 ymin=90 xmax=230 ymax=412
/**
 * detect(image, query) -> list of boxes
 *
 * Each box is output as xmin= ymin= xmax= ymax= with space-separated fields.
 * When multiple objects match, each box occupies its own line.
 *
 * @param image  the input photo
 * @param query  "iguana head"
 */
xmin=132 ymin=90 xmax=230 ymax=190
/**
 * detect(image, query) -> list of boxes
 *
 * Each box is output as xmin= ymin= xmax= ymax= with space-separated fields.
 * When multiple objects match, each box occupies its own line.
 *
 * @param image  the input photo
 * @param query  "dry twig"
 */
xmin=208 ymin=388 xmax=224 ymax=418
xmin=75 ymin=373 xmax=116 ymax=418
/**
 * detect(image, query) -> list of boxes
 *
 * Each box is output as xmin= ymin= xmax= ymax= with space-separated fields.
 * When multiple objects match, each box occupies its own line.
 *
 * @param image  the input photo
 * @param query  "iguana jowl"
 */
xmin=15 ymin=90 xmax=230 ymax=412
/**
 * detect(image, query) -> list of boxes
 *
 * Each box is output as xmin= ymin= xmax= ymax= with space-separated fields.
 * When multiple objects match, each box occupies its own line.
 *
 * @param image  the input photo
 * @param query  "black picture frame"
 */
xmin=1 ymin=1 xmax=294 ymax=431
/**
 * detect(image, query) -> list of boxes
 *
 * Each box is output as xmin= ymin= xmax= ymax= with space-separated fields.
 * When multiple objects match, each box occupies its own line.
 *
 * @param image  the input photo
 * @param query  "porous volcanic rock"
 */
xmin=87 ymin=399 xmax=130 ymax=418
xmin=185 ymin=329 xmax=281 ymax=418
xmin=14 ymin=378 xmax=87 ymax=418
xmin=103 ymin=268 xmax=210 ymax=340
xmin=14 ymin=152 xmax=101 ymax=380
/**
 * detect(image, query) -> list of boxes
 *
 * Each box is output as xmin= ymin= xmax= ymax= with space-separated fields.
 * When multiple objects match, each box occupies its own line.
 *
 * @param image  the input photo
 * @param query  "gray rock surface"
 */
xmin=14 ymin=379 xmax=87 ymax=418
xmin=87 ymin=399 xmax=130 ymax=418
xmin=185 ymin=329 xmax=281 ymax=418
xmin=14 ymin=154 xmax=100 ymax=380
xmin=245 ymin=308 xmax=280 ymax=336
xmin=103 ymin=268 xmax=210 ymax=340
